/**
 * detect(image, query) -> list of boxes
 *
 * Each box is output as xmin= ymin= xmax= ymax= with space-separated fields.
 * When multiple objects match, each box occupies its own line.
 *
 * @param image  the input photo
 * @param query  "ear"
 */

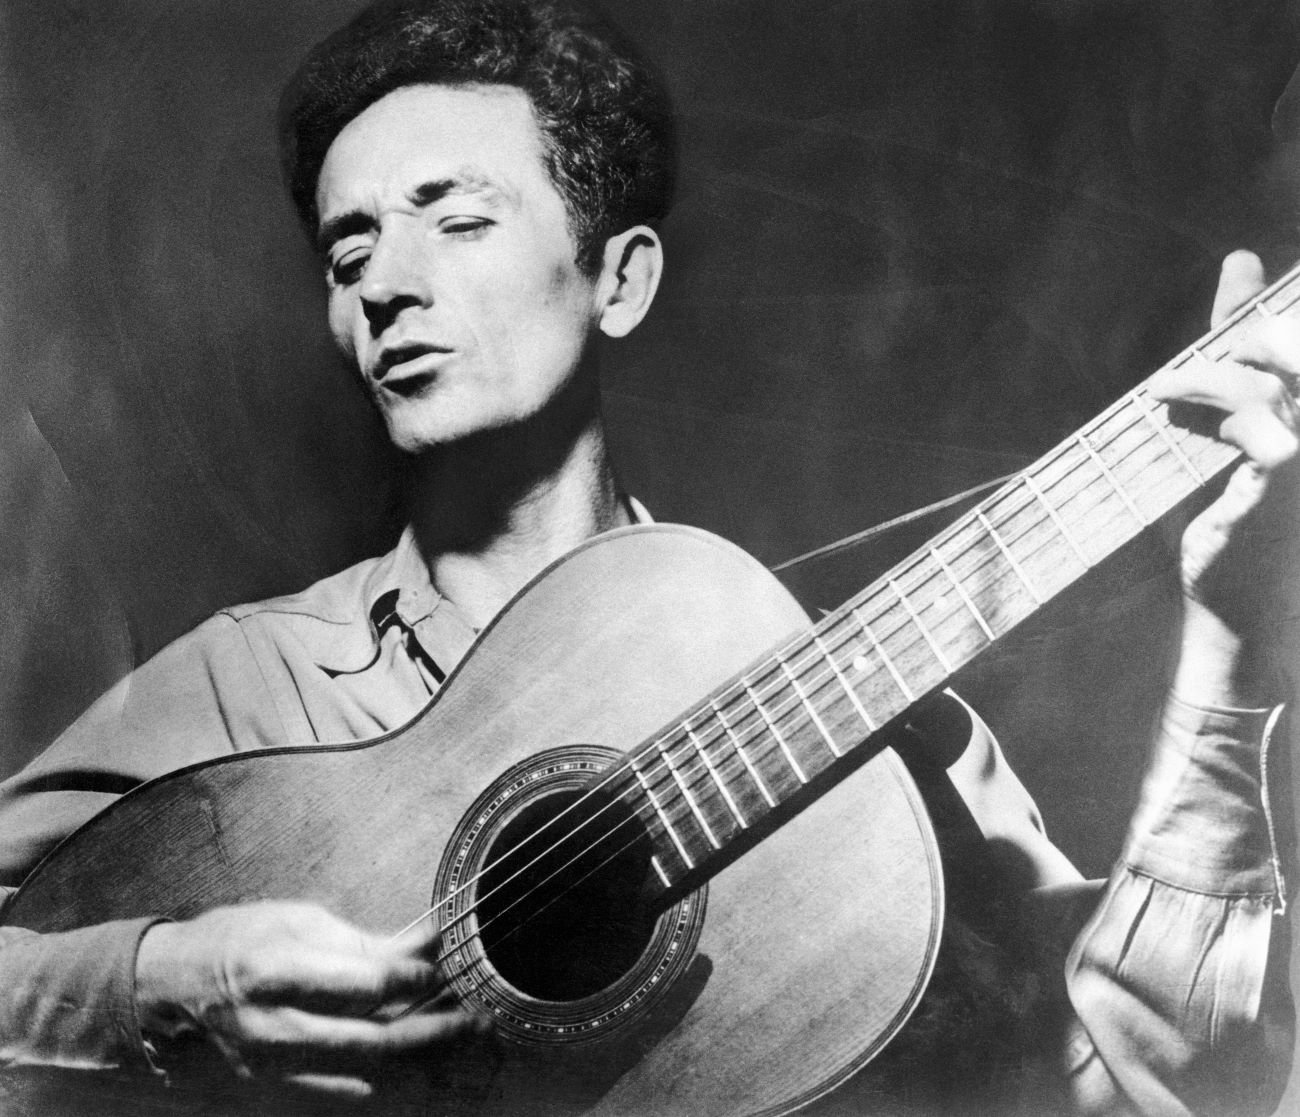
xmin=594 ymin=225 xmax=663 ymax=339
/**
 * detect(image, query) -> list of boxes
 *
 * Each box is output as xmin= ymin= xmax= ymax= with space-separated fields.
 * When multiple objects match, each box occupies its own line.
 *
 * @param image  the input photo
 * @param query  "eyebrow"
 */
xmin=315 ymin=171 xmax=513 ymax=255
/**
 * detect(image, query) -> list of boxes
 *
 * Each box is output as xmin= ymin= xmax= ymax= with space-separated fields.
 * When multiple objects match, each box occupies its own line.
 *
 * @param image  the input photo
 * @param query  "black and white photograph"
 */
xmin=0 ymin=1 xmax=1297 ymax=1114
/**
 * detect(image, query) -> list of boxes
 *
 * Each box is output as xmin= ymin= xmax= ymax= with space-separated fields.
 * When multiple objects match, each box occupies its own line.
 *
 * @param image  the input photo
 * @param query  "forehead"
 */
xmin=316 ymin=84 xmax=554 ymax=225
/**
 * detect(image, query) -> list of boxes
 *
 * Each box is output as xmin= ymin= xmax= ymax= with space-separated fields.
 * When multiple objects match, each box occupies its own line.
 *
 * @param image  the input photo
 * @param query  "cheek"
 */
xmin=327 ymin=292 xmax=359 ymax=360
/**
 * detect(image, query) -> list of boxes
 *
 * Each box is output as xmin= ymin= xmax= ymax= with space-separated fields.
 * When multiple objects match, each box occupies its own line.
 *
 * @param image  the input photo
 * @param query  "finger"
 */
xmin=1148 ymin=358 xmax=1293 ymax=419
xmin=1211 ymin=249 xmax=1266 ymax=326
xmin=385 ymin=914 xmax=444 ymax=961
xmin=260 ymin=1004 xmax=490 ymax=1064
xmin=258 ymin=949 xmax=448 ymax=1014
xmin=1197 ymin=460 xmax=1271 ymax=536
xmin=279 ymin=1072 xmax=375 ymax=1100
xmin=1219 ymin=406 xmax=1300 ymax=473
xmin=1229 ymin=316 xmax=1300 ymax=381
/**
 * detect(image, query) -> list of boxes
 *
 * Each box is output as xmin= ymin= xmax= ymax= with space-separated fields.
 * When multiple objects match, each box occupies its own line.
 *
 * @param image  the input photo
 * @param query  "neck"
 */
xmin=405 ymin=389 xmax=629 ymax=629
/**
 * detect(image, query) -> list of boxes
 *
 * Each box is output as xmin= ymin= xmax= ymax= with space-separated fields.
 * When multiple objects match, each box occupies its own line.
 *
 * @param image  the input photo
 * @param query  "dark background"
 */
xmin=2 ymin=0 xmax=1299 ymax=1108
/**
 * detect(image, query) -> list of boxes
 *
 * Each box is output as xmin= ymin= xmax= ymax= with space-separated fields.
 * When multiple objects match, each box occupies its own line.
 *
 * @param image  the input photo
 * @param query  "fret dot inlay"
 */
xmin=852 ymin=654 xmax=869 ymax=673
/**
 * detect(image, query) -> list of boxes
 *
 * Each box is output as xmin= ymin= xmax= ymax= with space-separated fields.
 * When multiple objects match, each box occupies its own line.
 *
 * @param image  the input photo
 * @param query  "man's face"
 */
xmin=316 ymin=84 xmax=603 ymax=453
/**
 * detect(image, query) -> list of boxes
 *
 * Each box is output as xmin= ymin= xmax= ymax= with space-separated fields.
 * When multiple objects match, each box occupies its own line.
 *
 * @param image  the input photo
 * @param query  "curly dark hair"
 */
xmin=279 ymin=0 xmax=676 ymax=275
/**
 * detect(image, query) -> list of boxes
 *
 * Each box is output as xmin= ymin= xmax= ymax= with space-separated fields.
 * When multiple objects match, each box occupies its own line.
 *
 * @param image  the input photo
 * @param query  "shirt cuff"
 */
xmin=1122 ymin=697 xmax=1286 ymax=901
xmin=0 ymin=916 xmax=169 ymax=1075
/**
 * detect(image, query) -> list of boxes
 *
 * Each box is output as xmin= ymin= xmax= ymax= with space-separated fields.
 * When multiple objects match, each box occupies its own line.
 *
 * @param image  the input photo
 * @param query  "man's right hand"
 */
xmin=134 ymin=900 xmax=489 ymax=1101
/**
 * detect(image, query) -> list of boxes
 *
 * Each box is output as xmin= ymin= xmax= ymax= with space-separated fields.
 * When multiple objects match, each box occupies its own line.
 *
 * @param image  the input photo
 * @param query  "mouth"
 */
xmin=373 ymin=343 xmax=454 ymax=393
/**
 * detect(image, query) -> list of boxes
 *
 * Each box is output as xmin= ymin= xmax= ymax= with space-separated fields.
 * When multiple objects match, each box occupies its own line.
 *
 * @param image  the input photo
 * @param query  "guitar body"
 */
xmin=4 ymin=525 xmax=943 ymax=1116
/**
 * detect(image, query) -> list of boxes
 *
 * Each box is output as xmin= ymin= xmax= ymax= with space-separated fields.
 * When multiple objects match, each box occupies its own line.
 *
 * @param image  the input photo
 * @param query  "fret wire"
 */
xmin=868 ymin=361 xmax=1211 ymax=642
xmin=848 ymin=398 xmax=1158 ymax=649
xmin=1074 ymin=432 xmax=1149 ymax=526
xmin=995 ymin=403 xmax=1151 ymax=525
xmin=941 ymin=403 xmax=1164 ymax=603
xmin=796 ymin=630 xmax=901 ymax=729
xmin=687 ymin=724 xmax=748 ymax=829
xmin=1021 ymin=471 xmax=1092 ymax=568
xmin=906 ymin=513 xmax=1045 ymax=635
xmin=647 ymin=280 xmax=1300 ymax=840
xmin=1144 ymin=398 xmax=1237 ymax=472
xmin=651 ymin=647 xmax=839 ymax=840
xmin=879 ymin=418 xmax=1130 ymax=619
xmin=887 ymin=576 xmax=952 ymax=672
xmin=778 ymin=652 xmax=841 ymax=757
xmin=710 ymin=698 xmax=777 ymax=808
xmin=993 ymin=416 xmax=1159 ymax=546
xmin=701 ymin=689 xmax=803 ymax=805
xmin=976 ymin=509 xmax=1043 ymax=604
xmin=1125 ymin=389 xmax=1204 ymax=483
xmin=623 ymin=449 xmax=1164 ymax=888
xmin=929 ymin=545 xmax=995 ymax=642
xmin=622 ymin=725 xmax=742 ymax=848
xmin=814 ymin=633 xmax=876 ymax=731
xmin=866 ymin=274 xmax=1300 ymax=644
xmin=655 ymin=738 xmax=720 ymax=850
xmin=847 ymin=455 xmax=1102 ymax=660
xmin=620 ymin=275 xmax=1300 ymax=854
xmin=544 ymin=308 xmax=1286 ymax=902
xmin=988 ymin=462 xmax=1124 ymax=578
xmin=1030 ymin=413 xmax=1166 ymax=535
xmin=649 ymin=856 xmax=672 ymax=889
xmin=851 ymin=605 xmax=916 ymax=701
xmin=841 ymin=592 xmax=941 ymax=703
xmin=631 ymin=769 xmax=717 ymax=866
xmin=629 ymin=532 xmax=981 ymax=829
xmin=711 ymin=688 xmax=801 ymax=797
xmin=840 ymin=405 xmax=1166 ymax=680
xmin=742 ymin=680 xmax=808 ymax=783
xmin=1102 ymin=395 xmax=1201 ymax=495
xmin=631 ymin=760 xmax=694 ymax=869
xmin=764 ymin=635 xmax=893 ymax=760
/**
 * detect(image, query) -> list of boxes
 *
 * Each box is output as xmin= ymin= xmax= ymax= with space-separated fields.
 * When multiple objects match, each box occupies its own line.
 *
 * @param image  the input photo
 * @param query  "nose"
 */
xmin=359 ymin=223 xmax=433 ymax=335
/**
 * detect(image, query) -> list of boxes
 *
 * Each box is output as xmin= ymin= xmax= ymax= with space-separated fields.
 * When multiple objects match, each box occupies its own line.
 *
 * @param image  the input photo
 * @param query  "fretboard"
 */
xmin=615 ymin=261 xmax=1300 ymax=891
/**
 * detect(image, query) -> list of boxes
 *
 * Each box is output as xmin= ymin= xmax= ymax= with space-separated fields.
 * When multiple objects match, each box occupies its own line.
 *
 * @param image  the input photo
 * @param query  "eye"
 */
xmin=441 ymin=216 xmax=493 ymax=238
xmin=329 ymin=247 xmax=370 ymax=287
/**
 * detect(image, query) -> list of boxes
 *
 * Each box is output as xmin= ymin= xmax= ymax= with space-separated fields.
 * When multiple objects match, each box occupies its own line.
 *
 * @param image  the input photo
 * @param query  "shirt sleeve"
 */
xmin=1059 ymin=698 xmax=1294 ymax=1116
xmin=0 ymin=914 xmax=164 ymax=1075
xmin=0 ymin=614 xmax=285 ymax=1076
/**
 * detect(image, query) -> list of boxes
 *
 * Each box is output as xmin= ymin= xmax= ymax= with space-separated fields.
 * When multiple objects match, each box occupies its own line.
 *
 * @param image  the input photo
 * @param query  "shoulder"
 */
xmin=221 ymin=551 xmax=387 ymax=627
xmin=213 ymin=539 xmax=409 ymax=675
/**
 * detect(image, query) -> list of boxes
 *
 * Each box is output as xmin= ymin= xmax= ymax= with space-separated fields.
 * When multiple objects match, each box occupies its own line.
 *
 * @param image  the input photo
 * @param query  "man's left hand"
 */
xmin=1147 ymin=249 xmax=1300 ymax=706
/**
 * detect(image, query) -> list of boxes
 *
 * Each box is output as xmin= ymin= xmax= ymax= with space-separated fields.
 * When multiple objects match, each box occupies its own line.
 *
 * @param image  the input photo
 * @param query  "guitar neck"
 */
xmin=616 ymin=260 xmax=1300 ymax=891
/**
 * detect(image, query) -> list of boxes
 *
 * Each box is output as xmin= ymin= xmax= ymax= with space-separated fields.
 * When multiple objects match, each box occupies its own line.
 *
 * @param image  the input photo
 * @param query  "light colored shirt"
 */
xmin=0 ymin=523 xmax=1290 ymax=1114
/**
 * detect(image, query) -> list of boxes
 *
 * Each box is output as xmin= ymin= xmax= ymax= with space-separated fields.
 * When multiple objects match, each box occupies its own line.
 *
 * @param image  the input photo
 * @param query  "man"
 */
xmin=0 ymin=0 xmax=1294 ymax=1114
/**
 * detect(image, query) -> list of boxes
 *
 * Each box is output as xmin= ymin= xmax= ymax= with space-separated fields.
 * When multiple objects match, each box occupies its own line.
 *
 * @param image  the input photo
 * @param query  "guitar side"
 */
xmin=4 ymin=525 xmax=943 ymax=1117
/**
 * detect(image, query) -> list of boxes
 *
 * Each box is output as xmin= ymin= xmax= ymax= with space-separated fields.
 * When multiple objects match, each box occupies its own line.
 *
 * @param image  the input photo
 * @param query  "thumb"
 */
xmin=387 ymin=914 xmax=445 ymax=963
xmin=1212 ymin=250 xmax=1266 ymax=327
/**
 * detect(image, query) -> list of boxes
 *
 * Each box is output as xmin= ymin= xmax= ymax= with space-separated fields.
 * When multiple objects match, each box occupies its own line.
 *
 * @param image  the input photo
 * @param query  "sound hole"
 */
xmin=477 ymin=787 xmax=658 ymax=1002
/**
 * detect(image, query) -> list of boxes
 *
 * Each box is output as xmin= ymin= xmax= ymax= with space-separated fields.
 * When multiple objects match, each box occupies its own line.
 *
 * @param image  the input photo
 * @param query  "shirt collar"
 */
xmin=356 ymin=497 xmax=653 ymax=658
xmin=365 ymin=523 xmax=444 ymax=631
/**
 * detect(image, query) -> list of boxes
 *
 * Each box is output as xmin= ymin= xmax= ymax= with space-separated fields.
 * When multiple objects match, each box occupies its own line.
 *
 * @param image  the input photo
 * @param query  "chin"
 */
xmin=381 ymin=408 xmax=513 ymax=456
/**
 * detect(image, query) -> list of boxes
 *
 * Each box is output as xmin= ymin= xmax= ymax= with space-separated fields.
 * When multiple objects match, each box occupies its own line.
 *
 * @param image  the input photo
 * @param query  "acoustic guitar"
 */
xmin=4 ymin=263 xmax=1296 ymax=1116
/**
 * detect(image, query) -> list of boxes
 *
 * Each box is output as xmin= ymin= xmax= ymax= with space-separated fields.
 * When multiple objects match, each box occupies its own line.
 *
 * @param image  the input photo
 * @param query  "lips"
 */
xmin=373 ymin=341 xmax=453 ymax=384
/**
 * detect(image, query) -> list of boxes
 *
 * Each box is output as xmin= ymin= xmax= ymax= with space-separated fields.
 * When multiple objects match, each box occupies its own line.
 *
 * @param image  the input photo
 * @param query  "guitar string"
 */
xmin=392 ymin=276 xmax=1300 ymax=964
xmin=398 ymin=385 xmax=1206 ymax=965
xmin=397 ymin=368 xmax=1241 ymax=957
xmin=409 ymin=419 xmax=1197 ymax=994
xmin=393 ymin=400 xmax=1162 ymax=949
xmin=407 ymin=403 xmax=1222 ymax=997
xmin=410 ymin=377 xmax=1262 ymax=994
